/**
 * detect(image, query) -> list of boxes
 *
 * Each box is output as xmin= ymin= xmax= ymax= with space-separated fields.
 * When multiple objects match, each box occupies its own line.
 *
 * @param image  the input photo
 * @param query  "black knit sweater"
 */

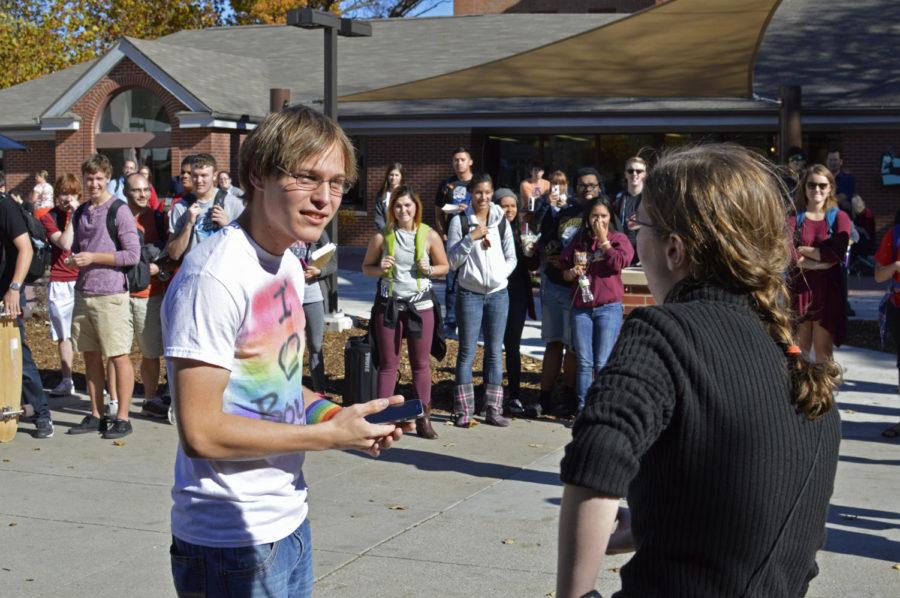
xmin=560 ymin=282 xmax=840 ymax=597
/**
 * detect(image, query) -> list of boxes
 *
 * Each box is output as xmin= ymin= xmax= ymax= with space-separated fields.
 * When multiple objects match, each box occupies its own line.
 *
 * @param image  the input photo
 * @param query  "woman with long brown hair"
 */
xmin=373 ymin=162 xmax=405 ymax=232
xmin=557 ymin=144 xmax=840 ymax=598
xmin=362 ymin=186 xmax=448 ymax=438
xmin=790 ymin=164 xmax=853 ymax=361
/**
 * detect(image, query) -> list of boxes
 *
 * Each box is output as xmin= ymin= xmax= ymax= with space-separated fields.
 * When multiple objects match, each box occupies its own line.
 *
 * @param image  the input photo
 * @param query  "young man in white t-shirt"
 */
xmin=163 ymin=106 xmax=409 ymax=597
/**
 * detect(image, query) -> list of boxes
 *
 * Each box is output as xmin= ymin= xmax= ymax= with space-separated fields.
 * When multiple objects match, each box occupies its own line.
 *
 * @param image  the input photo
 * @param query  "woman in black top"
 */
xmin=556 ymin=144 xmax=841 ymax=598
xmin=373 ymin=162 xmax=405 ymax=232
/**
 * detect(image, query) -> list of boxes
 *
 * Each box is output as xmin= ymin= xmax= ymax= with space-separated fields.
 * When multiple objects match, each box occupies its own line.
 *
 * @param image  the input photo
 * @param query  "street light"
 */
xmin=287 ymin=8 xmax=372 ymax=325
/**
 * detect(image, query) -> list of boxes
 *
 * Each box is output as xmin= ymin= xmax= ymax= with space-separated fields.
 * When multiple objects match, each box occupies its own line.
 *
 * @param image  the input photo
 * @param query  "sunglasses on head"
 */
xmin=626 ymin=168 xmax=645 ymax=175
xmin=806 ymin=182 xmax=829 ymax=190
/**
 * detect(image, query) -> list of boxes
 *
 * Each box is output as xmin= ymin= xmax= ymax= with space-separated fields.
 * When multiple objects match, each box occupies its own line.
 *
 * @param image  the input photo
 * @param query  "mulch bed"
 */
xmin=23 ymin=307 xmax=892 ymax=411
xmin=24 ymin=313 xmax=547 ymax=415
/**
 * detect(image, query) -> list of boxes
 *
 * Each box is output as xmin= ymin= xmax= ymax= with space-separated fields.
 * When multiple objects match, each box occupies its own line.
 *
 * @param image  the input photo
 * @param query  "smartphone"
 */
xmin=552 ymin=184 xmax=560 ymax=195
xmin=365 ymin=399 xmax=424 ymax=425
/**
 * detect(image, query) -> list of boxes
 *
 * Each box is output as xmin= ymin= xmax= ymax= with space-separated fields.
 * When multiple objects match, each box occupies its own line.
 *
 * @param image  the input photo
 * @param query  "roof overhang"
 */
xmin=40 ymin=38 xmax=208 ymax=123
xmin=176 ymin=111 xmax=259 ymax=130
xmin=340 ymin=0 xmax=782 ymax=103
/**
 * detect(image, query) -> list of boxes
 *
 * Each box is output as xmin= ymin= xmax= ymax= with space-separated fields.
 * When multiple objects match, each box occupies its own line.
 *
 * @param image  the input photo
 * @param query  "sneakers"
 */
xmin=34 ymin=418 xmax=54 ymax=439
xmin=49 ymin=378 xmax=74 ymax=397
xmin=67 ymin=414 xmax=104 ymax=435
xmin=102 ymin=418 xmax=133 ymax=440
xmin=506 ymin=399 xmax=526 ymax=417
xmin=141 ymin=396 xmax=171 ymax=419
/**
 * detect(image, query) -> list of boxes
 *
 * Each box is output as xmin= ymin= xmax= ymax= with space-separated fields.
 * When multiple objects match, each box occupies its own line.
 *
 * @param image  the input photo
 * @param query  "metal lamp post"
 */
xmin=287 ymin=8 xmax=372 ymax=329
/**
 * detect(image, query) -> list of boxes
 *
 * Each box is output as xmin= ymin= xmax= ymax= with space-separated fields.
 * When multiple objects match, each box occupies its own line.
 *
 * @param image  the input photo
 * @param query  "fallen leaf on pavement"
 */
xmin=112 ymin=440 xmax=126 ymax=447
xmin=387 ymin=504 xmax=407 ymax=511
xmin=893 ymin=563 xmax=900 ymax=570
xmin=502 ymin=538 xmax=515 ymax=545
xmin=608 ymin=567 xmax=620 ymax=573
xmin=9 ymin=522 xmax=17 ymax=527
xmin=528 ymin=443 xmax=544 ymax=448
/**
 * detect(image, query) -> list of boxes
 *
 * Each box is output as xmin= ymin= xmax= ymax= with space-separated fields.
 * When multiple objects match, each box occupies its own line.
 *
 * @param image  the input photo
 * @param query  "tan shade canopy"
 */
xmin=340 ymin=0 xmax=782 ymax=102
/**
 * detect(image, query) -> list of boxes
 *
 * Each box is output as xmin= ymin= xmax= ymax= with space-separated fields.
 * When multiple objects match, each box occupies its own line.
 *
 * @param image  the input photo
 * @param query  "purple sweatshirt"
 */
xmin=73 ymin=198 xmax=140 ymax=296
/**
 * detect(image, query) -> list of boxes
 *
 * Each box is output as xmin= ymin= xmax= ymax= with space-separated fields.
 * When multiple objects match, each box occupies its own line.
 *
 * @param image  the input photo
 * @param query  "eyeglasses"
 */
xmin=277 ymin=166 xmax=352 ymax=196
xmin=625 ymin=212 xmax=667 ymax=233
xmin=805 ymin=182 xmax=829 ymax=191
xmin=576 ymin=182 xmax=600 ymax=190
xmin=626 ymin=168 xmax=645 ymax=175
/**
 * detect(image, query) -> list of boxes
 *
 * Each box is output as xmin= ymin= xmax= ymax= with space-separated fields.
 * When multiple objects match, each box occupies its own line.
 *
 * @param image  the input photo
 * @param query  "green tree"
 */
xmin=0 ymin=0 xmax=219 ymax=89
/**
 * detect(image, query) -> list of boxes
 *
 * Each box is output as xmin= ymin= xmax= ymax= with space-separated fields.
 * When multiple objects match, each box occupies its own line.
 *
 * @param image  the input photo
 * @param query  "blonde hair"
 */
xmin=385 ymin=186 xmax=422 ymax=230
xmin=642 ymin=143 xmax=840 ymax=419
xmin=795 ymin=164 xmax=838 ymax=213
xmin=625 ymin=156 xmax=647 ymax=169
xmin=239 ymin=105 xmax=357 ymax=204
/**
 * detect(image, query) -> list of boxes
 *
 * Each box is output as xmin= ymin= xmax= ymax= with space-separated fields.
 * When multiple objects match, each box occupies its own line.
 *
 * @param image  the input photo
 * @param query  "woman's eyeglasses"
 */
xmin=626 ymin=212 xmax=667 ymax=233
xmin=805 ymin=182 xmax=829 ymax=191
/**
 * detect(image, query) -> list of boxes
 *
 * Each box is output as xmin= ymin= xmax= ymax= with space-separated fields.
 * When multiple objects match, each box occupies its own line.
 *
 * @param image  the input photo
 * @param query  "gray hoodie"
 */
xmin=446 ymin=203 xmax=517 ymax=294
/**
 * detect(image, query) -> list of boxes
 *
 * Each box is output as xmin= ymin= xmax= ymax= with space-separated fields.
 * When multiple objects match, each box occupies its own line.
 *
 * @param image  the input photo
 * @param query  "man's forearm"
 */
xmin=167 ymin=226 xmax=192 ymax=260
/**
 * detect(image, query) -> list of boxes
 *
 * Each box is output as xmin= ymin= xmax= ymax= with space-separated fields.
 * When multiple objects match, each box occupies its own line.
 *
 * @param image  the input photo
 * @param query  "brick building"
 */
xmin=0 ymin=0 xmax=898 ymax=248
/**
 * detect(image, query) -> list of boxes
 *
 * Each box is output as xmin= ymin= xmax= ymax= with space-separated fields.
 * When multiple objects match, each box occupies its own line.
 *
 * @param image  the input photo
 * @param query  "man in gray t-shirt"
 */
xmin=166 ymin=153 xmax=245 ymax=260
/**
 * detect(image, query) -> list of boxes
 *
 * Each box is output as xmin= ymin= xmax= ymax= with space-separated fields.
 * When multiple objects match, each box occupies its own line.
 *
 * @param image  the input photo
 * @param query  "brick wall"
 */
xmin=336 ymin=132 xmax=475 ymax=246
xmin=831 ymin=130 xmax=900 ymax=236
xmin=0 ymin=57 xmax=249 ymax=199
xmin=453 ymin=0 xmax=660 ymax=14
xmin=4 ymin=140 xmax=56 ymax=198
xmin=57 ymin=57 xmax=190 ymax=181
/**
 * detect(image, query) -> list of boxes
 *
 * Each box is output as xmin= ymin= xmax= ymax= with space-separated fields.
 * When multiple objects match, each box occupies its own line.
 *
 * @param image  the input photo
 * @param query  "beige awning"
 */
xmin=340 ymin=0 xmax=782 ymax=102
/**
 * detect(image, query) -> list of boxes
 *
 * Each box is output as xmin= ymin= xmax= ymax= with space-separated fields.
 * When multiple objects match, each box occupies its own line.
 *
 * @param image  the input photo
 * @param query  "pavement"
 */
xmin=1 ymin=252 xmax=898 ymax=597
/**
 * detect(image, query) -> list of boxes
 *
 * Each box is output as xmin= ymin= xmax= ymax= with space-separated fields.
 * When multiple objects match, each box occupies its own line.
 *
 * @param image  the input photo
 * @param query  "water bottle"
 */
xmin=578 ymin=275 xmax=594 ymax=303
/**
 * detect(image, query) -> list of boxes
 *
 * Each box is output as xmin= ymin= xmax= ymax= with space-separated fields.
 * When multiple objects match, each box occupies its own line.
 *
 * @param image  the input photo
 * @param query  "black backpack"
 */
xmin=1 ymin=193 xmax=51 ymax=283
xmin=74 ymin=200 xmax=152 ymax=292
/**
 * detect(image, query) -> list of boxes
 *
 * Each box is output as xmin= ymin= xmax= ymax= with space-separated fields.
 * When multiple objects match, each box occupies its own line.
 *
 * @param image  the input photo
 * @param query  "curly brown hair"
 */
xmin=641 ymin=143 xmax=840 ymax=419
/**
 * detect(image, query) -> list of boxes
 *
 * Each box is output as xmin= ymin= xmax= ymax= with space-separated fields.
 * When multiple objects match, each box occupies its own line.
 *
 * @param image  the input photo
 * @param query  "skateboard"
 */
xmin=0 ymin=316 xmax=27 ymax=443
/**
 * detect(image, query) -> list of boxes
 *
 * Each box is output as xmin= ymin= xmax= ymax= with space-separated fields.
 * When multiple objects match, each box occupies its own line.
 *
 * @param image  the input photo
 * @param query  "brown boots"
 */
xmin=416 ymin=403 xmax=438 ymax=439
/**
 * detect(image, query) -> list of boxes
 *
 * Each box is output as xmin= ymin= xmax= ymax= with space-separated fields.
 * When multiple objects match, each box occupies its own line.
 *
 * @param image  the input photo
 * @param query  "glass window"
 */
xmin=99 ymin=88 xmax=170 ymax=133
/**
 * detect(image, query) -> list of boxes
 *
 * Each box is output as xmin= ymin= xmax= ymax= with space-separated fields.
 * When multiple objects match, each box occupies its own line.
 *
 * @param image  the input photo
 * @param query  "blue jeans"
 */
xmin=456 ymin=286 xmax=509 ymax=385
xmin=18 ymin=292 xmax=50 ymax=422
xmin=170 ymin=518 xmax=313 ymax=598
xmin=571 ymin=302 xmax=624 ymax=410
xmin=444 ymin=268 xmax=458 ymax=329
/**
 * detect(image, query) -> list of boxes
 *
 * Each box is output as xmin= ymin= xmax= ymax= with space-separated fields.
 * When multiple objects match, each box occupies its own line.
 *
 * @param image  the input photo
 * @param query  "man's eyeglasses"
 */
xmin=576 ymin=182 xmax=601 ymax=190
xmin=805 ymin=182 xmax=829 ymax=191
xmin=626 ymin=168 xmax=645 ymax=175
xmin=277 ymin=166 xmax=352 ymax=196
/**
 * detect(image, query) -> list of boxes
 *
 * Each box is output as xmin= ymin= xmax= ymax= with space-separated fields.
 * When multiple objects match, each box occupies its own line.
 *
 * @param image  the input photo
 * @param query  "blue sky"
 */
xmin=414 ymin=1 xmax=454 ymax=17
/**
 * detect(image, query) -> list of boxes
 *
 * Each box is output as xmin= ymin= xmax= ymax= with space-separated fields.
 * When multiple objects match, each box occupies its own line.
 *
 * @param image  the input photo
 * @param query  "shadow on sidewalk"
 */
xmin=358 ymin=446 xmax=563 ymax=487
xmin=841 ymin=379 xmax=900 ymax=398
xmin=825 ymin=504 xmax=900 ymax=561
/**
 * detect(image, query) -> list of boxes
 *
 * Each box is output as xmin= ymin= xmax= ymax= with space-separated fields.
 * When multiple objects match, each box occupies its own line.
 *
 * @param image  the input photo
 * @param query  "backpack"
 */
xmin=454 ymin=211 xmax=508 ymax=245
xmin=1 ymin=193 xmax=51 ymax=283
xmin=795 ymin=207 xmax=839 ymax=238
xmin=74 ymin=200 xmax=152 ymax=293
xmin=383 ymin=223 xmax=432 ymax=296
xmin=878 ymin=224 xmax=900 ymax=347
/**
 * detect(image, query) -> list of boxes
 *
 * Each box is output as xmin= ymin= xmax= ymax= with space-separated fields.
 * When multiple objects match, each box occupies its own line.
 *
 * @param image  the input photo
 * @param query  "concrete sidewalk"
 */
xmin=1 ymin=343 xmax=898 ymax=597
xmin=2 ymin=252 xmax=898 ymax=596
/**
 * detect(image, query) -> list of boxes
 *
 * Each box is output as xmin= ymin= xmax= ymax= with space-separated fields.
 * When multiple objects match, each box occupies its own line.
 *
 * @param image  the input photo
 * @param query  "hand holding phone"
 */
xmin=365 ymin=399 xmax=424 ymax=424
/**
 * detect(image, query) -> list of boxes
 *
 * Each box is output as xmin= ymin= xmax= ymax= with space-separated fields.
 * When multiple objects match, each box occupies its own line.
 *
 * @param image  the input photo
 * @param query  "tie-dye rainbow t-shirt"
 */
xmin=162 ymin=223 xmax=310 ymax=547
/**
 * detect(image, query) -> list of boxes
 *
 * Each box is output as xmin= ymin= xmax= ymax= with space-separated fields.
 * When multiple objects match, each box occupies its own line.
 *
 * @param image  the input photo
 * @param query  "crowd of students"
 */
xmin=0 ymin=105 xmax=877 ymax=596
